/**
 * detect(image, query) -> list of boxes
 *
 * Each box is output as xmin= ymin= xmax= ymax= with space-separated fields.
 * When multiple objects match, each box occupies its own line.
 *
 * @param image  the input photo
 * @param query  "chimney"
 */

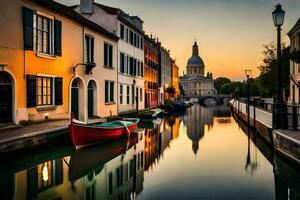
xmin=80 ymin=0 xmax=94 ymax=14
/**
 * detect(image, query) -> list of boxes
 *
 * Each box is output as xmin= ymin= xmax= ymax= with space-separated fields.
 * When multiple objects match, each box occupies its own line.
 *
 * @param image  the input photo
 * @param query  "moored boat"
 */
xmin=68 ymin=116 xmax=139 ymax=149
xmin=173 ymin=102 xmax=187 ymax=112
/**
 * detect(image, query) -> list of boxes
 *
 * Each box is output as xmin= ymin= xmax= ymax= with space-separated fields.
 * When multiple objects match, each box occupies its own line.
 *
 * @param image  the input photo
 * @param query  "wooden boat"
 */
xmin=69 ymin=132 xmax=138 ymax=182
xmin=68 ymin=116 xmax=139 ymax=149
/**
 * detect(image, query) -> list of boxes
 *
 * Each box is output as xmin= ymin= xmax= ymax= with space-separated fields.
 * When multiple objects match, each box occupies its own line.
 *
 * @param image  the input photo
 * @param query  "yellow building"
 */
xmin=172 ymin=61 xmax=180 ymax=98
xmin=0 ymin=0 xmax=118 ymax=124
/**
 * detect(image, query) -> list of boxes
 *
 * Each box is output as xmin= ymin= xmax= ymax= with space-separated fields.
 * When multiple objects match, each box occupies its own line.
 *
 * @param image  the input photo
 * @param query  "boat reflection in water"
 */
xmin=0 ymin=105 xmax=299 ymax=199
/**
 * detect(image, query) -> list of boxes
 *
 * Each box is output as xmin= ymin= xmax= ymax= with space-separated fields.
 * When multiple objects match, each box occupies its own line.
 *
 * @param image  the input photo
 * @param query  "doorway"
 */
xmin=88 ymin=80 xmax=97 ymax=119
xmin=0 ymin=72 xmax=12 ymax=123
xmin=71 ymin=79 xmax=79 ymax=119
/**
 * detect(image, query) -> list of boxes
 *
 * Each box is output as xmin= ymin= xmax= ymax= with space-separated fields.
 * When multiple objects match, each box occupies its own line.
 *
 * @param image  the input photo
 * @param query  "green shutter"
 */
xmin=23 ymin=7 xmax=33 ymax=50
xmin=54 ymin=20 xmax=62 ymax=56
xmin=26 ymin=75 xmax=36 ymax=107
xmin=55 ymin=77 xmax=63 ymax=105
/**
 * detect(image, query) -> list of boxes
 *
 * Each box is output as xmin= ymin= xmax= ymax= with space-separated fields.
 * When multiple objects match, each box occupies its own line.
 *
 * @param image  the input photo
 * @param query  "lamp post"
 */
xmin=245 ymin=69 xmax=252 ymax=127
xmin=272 ymin=4 xmax=288 ymax=129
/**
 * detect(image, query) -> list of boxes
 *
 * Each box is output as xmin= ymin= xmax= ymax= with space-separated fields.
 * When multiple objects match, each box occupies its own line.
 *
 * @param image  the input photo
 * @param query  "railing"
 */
xmin=235 ymin=97 xmax=300 ymax=131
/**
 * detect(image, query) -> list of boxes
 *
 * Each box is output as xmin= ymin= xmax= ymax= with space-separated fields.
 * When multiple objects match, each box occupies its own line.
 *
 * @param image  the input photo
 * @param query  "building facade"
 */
xmin=288 ymin=18 xmax=300 ymax=104
xmin=160 ymin=47 xmax=172 ymax=103
xmin=144 ymin=35 xmax=160 ymax=108
xmin=0 ymin=0 xmax=118 ymax=124
xmin=73 ymin=1 xmax=145 ymax=114
xmin=172 ymin=61 xmax=181 ymax=99
xmin=179 ymin=41 xmax=216 ymax=97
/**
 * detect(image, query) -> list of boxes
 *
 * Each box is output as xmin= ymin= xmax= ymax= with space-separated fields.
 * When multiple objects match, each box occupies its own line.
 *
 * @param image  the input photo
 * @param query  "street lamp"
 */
xmin=272 ymin=4 xmax=287 ymax=129
xmin=245 ymin=69 xmax=252 ymax=127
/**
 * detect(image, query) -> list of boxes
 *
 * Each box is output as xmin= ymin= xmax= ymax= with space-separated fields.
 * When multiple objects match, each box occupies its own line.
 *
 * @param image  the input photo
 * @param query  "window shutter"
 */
xmin=109 ymin=45 xmax=113 ymax=68
xmin=54 ymin=20 xmax=62 ymax=56
xmin=104 ymin=43 xmax=108 ymax=66
xmin=26 ymin=75 xmax=36 ymax=107
xmin=23 ymin=7 xmax=33 ymax=50
xmin=91 ymin=37 xmax=94 ymax=62
xmin=55 ymin=77 xmax=63 ymax=105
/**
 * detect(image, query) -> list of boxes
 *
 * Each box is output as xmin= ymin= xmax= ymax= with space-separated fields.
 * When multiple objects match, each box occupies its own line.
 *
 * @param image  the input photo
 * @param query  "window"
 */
xmin=137 ymin=61 xmax=140 ymax=76
xmin=85 ymin=35 xmax=94 ymax=63
xmin=141 ymin=62 xmax=144 ymax=77
xmin=132 ymin=85 xmax=135 ymax=105
xmin=34 ymin=14 xmax=52 ymax=54
xmin=134 ymin=59 xmax=137 ymax=76
xmin=37 ymin=76 xmax=53 ymax=106
xmin=104 ymin=43 xmax=113 ymax=68
xmin=129 ymin=57 xmax=134 ymax=76
xmin=120 ymin=85 xmax=123 ymax=104
xmin=120 ymin=52 xmax=125 ymax=73
xmin=120 ymin=23 xmax=124 ymax=39
xmin=129 ymin=30 xmax=133 ymax=45
xmin=140 ymin=37 xmax=144 ymax=50
xmin=140 ymin=88 xmax=143 ymax=102
xmin=127 ymin=86 xmax=130 ymax=104
xmin=105 ymin=80 xmax=114 ymax=103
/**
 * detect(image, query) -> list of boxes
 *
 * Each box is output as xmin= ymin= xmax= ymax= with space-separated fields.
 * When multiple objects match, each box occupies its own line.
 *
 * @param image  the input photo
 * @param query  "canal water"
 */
xmin=0 ymin=104 xmax=299 ymax=200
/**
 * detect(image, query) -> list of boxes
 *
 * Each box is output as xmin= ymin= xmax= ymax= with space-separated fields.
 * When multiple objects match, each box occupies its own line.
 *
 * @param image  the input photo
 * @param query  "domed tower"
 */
xmin=186 ymin=40 xmax=205 ymax=76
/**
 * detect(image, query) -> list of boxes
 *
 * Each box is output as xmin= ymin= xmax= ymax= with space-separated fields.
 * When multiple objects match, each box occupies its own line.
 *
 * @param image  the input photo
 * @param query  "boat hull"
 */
xmin=68 ymin=119 xmax=139 ymax=149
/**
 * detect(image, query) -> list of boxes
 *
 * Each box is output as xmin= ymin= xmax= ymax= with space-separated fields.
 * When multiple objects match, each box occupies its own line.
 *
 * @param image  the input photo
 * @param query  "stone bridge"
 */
xmin=185 ymin=95 xmax=232 ymax=105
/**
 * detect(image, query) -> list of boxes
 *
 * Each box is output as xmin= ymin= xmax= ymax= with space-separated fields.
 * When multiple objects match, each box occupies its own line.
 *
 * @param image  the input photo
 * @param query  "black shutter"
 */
xmin=54 ymin=20 xmax=62 ymax=56
xmin=23 ymin=7 xmax=33 ymax=50
xmin=27 ymin=166 xmax=38 ymax=200
xmin=26 ymin=75 xmax=36 ymax=107
xmin=55 ymin=159 xmax=63 ymax=185
xmin=104 ymin=43 xmax=108 ymax=66
xmin=109 ymin=45 xmax=113 ymax=68
xmin=91 ymin=37 xmax=94 ymax=63
xmin=55 ymin=77 xmax=63 ymax=105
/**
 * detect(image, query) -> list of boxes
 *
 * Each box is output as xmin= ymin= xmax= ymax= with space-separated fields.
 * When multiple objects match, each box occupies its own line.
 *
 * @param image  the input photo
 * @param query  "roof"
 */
xmin=29 ymin=0 xmax=118 ymax=40
xmin=288 ymin=18 xmax=300 ymax=36
xmin=71 ymin=2 xmax=144 ymax=35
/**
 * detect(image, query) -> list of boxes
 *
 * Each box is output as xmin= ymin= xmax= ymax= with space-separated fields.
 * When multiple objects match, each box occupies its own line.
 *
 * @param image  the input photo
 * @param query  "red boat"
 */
xmin=68 ymin=116 xmax=139 ymax=149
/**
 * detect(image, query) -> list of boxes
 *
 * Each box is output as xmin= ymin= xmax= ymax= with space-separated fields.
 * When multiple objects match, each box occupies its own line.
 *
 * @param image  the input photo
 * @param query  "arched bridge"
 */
xmin=186 ymin=95 xmax=232 ymax=106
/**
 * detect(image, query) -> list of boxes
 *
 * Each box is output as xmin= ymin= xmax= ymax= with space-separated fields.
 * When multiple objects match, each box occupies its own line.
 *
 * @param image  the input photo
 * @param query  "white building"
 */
xmin=288 ymin=18 xmax=300 ymax=104
xmin=160 ymin=47 xmax=172 ymax=104
xmin=179 ymin=41 xmax=216 ymax=96
xmin=73 ymin=0 xmax=145 ymax=114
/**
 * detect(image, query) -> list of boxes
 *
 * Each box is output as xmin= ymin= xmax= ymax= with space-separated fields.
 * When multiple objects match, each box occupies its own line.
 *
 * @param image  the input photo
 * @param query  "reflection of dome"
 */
xmin=187 ymin=41 xmax=204 ymax=66
xmin=192 ymin=141 xmax=199 ymax=155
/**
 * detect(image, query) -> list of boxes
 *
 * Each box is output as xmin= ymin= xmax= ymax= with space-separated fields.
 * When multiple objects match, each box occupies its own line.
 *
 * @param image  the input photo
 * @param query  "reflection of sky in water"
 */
xmin=138 ymin=105 xmax=274 ymax=200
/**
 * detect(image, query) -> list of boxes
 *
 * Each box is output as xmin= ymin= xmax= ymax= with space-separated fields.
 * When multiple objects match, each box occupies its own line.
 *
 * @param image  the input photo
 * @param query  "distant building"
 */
xmin=144 ymin=34 xmax=160 ymax=108
xmin=179 ymin=41 xmax=216 ymax=97
xmin=288 ymin=18 xmax=300 ymax=104
xmin=160 ymin=47 xmax=172 ymax=103
xmin=172 ymin=60 xmax=180 ymax=98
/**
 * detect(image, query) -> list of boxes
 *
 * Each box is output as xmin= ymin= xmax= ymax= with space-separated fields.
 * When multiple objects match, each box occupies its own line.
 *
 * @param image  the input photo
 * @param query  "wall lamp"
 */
xmin=72 ymin=63 xmax=96 ymax=75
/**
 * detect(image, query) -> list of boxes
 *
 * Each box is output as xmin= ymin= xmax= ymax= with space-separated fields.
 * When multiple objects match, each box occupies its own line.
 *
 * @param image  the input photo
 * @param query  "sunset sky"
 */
xmin=57 ymin=0 xmax=300 ymax=81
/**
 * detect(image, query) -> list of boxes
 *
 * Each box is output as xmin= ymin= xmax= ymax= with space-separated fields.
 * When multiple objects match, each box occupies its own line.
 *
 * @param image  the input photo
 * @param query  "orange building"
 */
xmin=172 ymin=60 xmax=180 ymax=99
xmin=0 ymin=0 xmax=118 ymax=124
xmin=144 ymin=35 xmax=160 ymax=108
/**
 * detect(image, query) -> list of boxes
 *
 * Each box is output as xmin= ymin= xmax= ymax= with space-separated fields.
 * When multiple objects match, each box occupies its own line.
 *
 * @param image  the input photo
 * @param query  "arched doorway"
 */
xmin=87 ymin=80 xmax=97 ymax=119
xmin=71 ymin=79 xmax=79 ymax=119
xmin=0 ymin=72 xmax=12 ymax=123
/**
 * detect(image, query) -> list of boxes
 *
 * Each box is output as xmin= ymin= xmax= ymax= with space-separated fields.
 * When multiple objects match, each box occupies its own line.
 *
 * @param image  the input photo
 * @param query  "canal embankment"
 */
xmin=0 ymin=119 xmax=69 ymax=153
xmin=230 ymin=99 xmax=300 ymax=166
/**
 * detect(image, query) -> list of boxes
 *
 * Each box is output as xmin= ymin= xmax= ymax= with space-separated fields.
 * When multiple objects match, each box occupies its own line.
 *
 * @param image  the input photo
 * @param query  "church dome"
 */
xmin=187 ymin=41 xmax=204 ymax=66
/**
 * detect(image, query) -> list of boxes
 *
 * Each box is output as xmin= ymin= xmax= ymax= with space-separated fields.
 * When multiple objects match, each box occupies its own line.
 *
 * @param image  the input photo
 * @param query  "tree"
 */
xmin=220 ymin=82 xmax=241 ymax=95
xmin=257 ymin=42 xmax=290 ymax=97
xmin=214 ymin=77 xmax=231 ymax=93
xmin=166 ymin=86 xmax=176 ymax=97
xmin=179 ymin=83 xmax=185 ymax=96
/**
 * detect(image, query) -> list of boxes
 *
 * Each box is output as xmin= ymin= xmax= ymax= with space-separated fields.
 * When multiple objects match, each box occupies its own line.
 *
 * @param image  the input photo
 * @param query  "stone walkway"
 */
xmin=0 ymin=120 xmax=69 ymax=144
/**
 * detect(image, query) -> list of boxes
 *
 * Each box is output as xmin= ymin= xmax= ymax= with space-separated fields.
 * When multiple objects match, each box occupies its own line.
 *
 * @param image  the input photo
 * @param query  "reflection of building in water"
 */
xmin=182 ymin=105 xmax=214 ymax=155
xmin=2 ymin=130 xmax=145 ymax=200
xmin=144 ymin=117 xmax=181 ymax=172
